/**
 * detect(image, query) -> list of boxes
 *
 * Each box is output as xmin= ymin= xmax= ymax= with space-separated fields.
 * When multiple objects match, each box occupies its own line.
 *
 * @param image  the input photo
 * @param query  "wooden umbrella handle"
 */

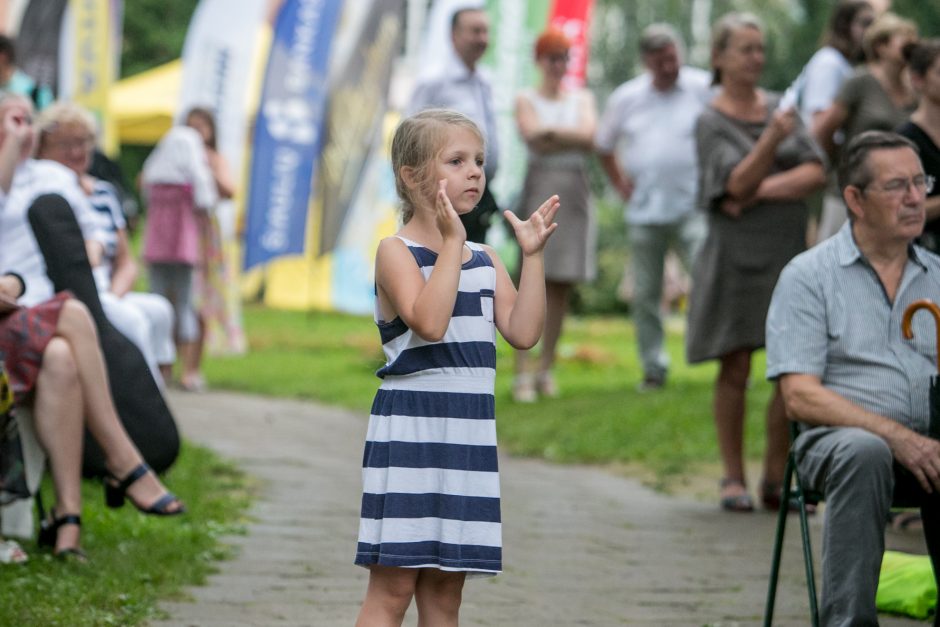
xmin=902 ymin=299 xmax=940 ymax=372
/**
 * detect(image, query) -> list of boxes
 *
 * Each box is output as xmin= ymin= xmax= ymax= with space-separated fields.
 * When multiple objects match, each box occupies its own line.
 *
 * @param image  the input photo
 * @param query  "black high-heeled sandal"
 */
xmin=38 ymin=511 xmax=87 ymax=562
xmin=104 ymin=463 xmax=186 ymax=516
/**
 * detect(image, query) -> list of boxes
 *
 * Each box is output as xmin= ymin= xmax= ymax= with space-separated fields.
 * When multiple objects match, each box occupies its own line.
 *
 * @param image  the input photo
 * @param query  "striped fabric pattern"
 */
xmin=356 ymin=237 xmax=501 ymax=575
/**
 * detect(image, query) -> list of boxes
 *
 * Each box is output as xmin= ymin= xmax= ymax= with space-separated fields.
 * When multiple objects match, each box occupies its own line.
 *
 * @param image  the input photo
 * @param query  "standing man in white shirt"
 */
xmin=595 ymin=23 xmax=712 ymax=390
xmin=408 ymin=6 xmax=499 ymax=243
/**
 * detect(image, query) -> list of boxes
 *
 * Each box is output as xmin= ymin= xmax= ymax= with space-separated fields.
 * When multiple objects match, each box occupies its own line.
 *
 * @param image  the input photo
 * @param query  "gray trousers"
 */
xmin=795 ymin=427 xmax=940 ymax=627
xmin=628 ymin=212 xmax=705 ymax=380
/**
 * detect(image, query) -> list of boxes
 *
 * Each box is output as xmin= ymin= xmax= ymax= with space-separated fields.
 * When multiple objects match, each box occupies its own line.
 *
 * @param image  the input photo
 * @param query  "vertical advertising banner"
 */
xmin=177 ymin=0 xmax=268 ymax=199
xmin=262 ymin=0 xmax=407 ymax=312
xmin=316 ymin=0 xmax=404 ymax=256
xmin=549 ymin=0 xmax=594 ymax=89
xmin=69 ymin=0 xmax=118 ymax=154
xmin=16 ymin=0 xmax=68 ymax=94
xmin=242 ymin=0 xmax=343 ymax=270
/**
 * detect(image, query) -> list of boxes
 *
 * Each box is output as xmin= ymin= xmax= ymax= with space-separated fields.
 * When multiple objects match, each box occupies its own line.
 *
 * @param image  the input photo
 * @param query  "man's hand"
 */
xmin=615 ymin=174 xmax=635 ymax=202
xmin=886 ymin=427 xmax=940 ymax=493
xmin=598 ymin=153 xmax=634 ymax=202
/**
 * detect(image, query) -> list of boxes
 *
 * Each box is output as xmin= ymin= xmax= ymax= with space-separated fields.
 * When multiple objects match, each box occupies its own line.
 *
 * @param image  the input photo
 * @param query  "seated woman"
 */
xmin=0 ymin=93 xmax=180 ymax=477
xmin=0 ymin=97 xmax=184 ymax=560
xmin=35 ymin=102 xmax=176 ymax=385
xmin=0 ymin=273 xmax=185 ymax=560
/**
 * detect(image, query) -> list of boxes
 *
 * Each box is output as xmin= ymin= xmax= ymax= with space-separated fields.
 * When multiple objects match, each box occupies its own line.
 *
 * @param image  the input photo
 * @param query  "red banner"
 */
xmin=548 ymin=0 xmax=593 ymax=88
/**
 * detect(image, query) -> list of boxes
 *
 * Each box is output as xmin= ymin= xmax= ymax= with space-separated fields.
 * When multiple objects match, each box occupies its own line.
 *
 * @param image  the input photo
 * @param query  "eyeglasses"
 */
xmin=864 ymin=174 xmax=935 ymax=197
xmin=47 ymin=137 xmax=94 ymax=152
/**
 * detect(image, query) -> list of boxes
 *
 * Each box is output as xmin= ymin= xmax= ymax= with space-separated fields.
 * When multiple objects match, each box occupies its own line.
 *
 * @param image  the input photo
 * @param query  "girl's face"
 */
xmin=431 ymin=126 xmax=485 ymax=215
xmin=715 ymin=26 xmax=765 ymax=87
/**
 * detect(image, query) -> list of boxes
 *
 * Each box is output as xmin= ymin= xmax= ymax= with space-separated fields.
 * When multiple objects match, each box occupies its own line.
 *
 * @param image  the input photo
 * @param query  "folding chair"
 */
xmin=764 ymin=421 xmax=820 ymax=627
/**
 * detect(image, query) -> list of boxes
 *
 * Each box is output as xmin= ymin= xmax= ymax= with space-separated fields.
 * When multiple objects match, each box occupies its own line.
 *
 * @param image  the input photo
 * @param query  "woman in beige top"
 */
xmin=511 ymin=28 xmax=596 ymax=403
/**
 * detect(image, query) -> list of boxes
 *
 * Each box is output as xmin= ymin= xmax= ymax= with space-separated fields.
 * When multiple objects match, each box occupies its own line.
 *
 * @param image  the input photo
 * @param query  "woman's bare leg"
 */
xmin=53 ymin=299 xmax=181 ymax=511
xmin=32 ymin=337 xmax=83 ymax=551
xmin=356 ymin=565 xmax=418 ymax=627
xmin=715 ymin=349 xmax=752 ymax=498
xmin=538 ymin=280 xmax=572 ymax=375
xmin=181 ymin=316 xmax=207 ymax=389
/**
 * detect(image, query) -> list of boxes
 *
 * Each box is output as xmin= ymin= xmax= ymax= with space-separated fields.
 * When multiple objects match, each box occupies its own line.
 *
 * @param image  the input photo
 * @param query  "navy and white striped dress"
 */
xmin=355 ymin=237 xmax=501 ymax=575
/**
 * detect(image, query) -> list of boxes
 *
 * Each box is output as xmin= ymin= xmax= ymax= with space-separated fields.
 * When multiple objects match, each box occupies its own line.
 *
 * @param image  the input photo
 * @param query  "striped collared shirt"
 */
xmin=766 ymin=221 xmax=940 ymax=434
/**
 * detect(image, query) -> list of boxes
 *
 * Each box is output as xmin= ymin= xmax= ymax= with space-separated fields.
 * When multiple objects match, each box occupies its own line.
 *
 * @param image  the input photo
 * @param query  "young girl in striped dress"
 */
xmin=355 ymin=108 xmax=559 ymax=626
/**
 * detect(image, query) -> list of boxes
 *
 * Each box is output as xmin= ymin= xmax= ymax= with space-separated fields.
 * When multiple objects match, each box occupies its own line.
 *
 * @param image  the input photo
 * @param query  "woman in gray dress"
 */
xmin=511 ymin=28 xmax=597 ymax=402
xmin=687 ymin=13 xmax=826 ymax=512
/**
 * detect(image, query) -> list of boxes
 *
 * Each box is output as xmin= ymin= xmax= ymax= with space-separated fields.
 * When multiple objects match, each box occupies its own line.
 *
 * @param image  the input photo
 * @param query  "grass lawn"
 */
xmin=0 ymin=443 xmax=253 ymax=626
xmin=205 ymin=305 xmax=776 ymax=488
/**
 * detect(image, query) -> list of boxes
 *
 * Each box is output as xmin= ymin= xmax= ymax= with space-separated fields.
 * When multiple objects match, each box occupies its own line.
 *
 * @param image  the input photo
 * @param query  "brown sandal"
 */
xmin=759 ymin=480 xmax=816 ymax=514
xmin=719 ymin=478 xmax=754 ymax=512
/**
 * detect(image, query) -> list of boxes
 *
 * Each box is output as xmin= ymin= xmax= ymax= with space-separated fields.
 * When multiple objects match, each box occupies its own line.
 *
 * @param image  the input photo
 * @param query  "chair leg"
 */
xmin=763 ymin=453 xmax=795 ymax=626
xmin=794 ymin=468 xmax=819 ymax=626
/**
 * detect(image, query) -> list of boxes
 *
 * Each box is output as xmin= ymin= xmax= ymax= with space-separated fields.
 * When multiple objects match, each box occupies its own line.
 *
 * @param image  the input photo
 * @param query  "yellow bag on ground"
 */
xmin=876 ymin=550 xmax=937 ymax=620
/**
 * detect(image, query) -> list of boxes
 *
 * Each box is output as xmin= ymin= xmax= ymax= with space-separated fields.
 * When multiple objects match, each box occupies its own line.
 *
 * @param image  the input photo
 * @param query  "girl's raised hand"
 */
xmin=504 ymin=194 xmax=559 ymax=256
xmin=435 ymin=179 xmax=466 ymax=243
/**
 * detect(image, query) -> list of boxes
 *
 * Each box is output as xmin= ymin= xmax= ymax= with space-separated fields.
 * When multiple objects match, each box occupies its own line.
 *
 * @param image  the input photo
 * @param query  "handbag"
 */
xmin=0 ymin=361 xmax=30 ymax=504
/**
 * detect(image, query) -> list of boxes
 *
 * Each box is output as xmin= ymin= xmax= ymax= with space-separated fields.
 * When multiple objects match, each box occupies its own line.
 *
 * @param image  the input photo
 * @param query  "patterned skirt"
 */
xmin=0 ymin=292 xmax=70 ymax=403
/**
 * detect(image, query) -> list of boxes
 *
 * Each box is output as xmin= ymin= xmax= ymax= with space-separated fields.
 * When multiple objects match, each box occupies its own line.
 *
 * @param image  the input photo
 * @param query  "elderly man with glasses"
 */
xmin=766 ymin=130 xmax=940 ymax=626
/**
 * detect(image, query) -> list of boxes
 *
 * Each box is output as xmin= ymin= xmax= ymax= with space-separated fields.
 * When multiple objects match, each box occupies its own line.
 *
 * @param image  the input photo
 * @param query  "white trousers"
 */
xmin=100 ymin=291 xmax=176 ymax=386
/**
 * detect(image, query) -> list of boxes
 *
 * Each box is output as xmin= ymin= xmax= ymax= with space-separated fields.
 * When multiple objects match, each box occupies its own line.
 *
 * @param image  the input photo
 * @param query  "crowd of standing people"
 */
xmin=411 ymin=2 xmax=939 ymax=519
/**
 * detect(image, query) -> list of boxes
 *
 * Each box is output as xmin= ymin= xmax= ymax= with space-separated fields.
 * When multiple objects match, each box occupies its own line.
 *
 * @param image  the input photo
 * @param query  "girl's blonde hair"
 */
xmin=710 ymin=12 xmax=763 ymax=85
xmin=390 ymin=108 xmax=484 ymax=224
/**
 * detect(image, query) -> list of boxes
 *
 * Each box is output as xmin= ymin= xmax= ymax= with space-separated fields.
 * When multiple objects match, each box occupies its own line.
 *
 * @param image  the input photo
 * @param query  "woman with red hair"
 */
xmin=512 ymin=28 xmax=597 ymax=402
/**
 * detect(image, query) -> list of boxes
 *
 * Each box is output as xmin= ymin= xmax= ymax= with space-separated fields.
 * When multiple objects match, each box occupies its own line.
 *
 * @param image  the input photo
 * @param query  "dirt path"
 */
xmin=152 ymin=390 xmax=926 ymax=626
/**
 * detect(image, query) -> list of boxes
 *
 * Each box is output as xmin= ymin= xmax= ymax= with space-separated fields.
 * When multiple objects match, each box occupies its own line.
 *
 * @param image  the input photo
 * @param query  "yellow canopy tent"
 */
xmin=109 ymin=59 xmax=181 ymax=145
